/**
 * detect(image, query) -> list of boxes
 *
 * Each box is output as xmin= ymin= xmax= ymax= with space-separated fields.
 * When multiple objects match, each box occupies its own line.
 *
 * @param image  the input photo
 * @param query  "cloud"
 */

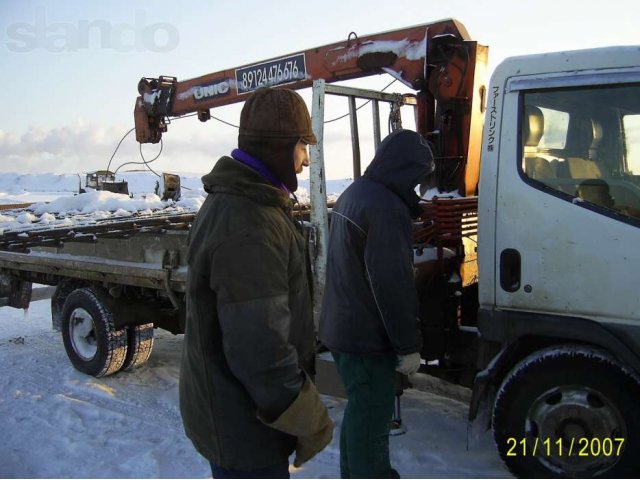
xmin=0 ymin=120 xmax=237 ymax=175
xmin=0 ymin=114 xmax=376 ymax=179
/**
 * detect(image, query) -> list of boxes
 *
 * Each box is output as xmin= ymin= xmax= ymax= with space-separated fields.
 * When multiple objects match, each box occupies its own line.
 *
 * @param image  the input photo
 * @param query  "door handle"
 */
xmin=500 ymin=248 xmax=521 ymax=292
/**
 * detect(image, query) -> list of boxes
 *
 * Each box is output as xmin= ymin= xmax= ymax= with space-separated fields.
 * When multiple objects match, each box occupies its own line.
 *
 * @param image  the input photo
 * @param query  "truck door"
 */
xmin=492 ymin=71 xmax=640 ymax=331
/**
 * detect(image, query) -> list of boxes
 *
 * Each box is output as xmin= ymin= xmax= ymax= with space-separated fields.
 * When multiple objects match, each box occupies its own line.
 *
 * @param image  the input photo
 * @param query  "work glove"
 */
xmin=260 ymin=374 xmax=333 ymax=467
xmin=396 ymin=352 xmax=421 ymax=375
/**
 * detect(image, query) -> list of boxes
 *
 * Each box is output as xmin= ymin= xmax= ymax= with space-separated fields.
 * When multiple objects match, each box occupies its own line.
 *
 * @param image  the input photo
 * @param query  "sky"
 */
xmin=0 ymin=0 xmax=638 ymax=179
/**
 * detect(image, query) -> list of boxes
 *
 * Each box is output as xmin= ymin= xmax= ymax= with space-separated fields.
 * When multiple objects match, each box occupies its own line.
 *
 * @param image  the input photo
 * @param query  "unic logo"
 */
xmin=193 ymin=80 xmax=231 ymax=101
xmin=5 ymin=8 xmax=180 ymax=53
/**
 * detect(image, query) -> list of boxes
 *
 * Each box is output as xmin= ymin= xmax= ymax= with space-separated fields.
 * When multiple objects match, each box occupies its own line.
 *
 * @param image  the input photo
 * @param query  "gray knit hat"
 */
xmin=239 ymin=87 xmax=317 ymax=144
xmin=238 ymin=87 xmax=316 ymax=192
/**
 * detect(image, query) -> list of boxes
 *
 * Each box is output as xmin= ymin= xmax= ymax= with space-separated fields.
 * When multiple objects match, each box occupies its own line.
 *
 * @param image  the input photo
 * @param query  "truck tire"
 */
xmin=121 ymin=323 xmax=154 ymax=371
xmin=492 ymin=345 xmax=640 ymax=478
xmin=61 ymin=288 xmax=128 ymax=377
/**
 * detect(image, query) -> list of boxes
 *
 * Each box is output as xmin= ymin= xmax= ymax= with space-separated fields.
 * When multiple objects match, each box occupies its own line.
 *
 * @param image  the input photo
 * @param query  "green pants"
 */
xmin=332 ymin=351 xmax=397 ymax=479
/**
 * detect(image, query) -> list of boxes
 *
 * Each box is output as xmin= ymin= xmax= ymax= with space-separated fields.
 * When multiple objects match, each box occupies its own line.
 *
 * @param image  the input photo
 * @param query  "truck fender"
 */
xmin=468 ymin=309 xmax=640 ymax=429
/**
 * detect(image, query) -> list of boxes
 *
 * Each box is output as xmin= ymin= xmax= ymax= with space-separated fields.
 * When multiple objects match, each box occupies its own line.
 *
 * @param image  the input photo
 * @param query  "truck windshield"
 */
xmin=520 ymin=83 xmax=640 ymax=220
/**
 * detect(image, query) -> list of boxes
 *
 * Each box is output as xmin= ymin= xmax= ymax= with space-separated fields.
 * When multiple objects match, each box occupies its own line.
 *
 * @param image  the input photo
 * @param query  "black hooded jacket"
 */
xmin=319 ymin=129 xmax=434 ymax=355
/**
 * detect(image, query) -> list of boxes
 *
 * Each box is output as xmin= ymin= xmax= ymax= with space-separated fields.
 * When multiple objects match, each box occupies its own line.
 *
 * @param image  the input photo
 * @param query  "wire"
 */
xmin=211 ymin=115 xmax=239 ymax=128
xmin=324 ymin=78 xmax=398 ymax=124
xmin=113 ymin=140 xmax=163 ymax=177
xmin=324 ymin=110 xmax=354 ymax=124
xmin=172 ymin=112 xmax=198 ymax=121
xmin=139 ymin=141 xmax=163 ymax=176
xmin=106 ymin=127 xmax=135 ymax=173
xmin=169 ymin=111 xmax=239 ymax=128
xmin=111 ymin=110 xmax=198 ymax=175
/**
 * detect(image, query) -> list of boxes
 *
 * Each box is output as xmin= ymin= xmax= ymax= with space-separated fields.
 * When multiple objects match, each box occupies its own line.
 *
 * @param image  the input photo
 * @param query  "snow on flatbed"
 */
xmin=0 ymin=172 xmax=349 ymax=237
xmin=0 ymin=190 xmax=204 ymax=237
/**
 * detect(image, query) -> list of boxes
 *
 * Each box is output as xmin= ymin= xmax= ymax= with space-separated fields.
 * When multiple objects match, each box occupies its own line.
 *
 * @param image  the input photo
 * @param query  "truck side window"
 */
xmin=520 ymin=85 xmax=640 ymax=221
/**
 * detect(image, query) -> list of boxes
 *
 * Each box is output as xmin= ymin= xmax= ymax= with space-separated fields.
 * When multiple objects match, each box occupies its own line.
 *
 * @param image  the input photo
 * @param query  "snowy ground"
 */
xmin=0 ymin=171 xmax=350 ymax=207
xmin=0 ymin=296 xmax=510 ymax=479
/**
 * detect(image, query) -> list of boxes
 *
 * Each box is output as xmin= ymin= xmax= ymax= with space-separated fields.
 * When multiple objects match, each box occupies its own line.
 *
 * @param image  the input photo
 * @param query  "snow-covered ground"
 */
xmin=0 ymin=172 xmax=508 ymax=478
xmin=0 ymin=296 xmax=510 ymax=479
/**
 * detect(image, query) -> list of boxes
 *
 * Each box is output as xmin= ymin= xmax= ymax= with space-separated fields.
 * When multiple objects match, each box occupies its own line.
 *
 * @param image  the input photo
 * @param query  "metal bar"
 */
xmin=324 ymin=84 xmax=416 ymax=105
xmin=0 ymin=203 xmax=33 ymax=211
xmin=323 ymin=84 xmax=416 ymax=160
xmin=310 ymin=79 xmax=330 ymax=329
xmin=372 ymin=100 xmax=381 ymax=149
xmin=348 ymin=95 xmax=361 ymax=179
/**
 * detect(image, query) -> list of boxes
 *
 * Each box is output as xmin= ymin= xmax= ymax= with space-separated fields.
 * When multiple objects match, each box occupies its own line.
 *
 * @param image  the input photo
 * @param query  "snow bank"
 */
xmin=0 ymin=171 xmax=209 ymax=235
xmin=32 ymin=190 xmax=164 ymax=215
xmin=0 ymin=173 xmax=77 ymax=194
xmin=0 ymin=171 xmax=206 ymax=203
xmin=0 ymin=172 xmax=349 ymax=200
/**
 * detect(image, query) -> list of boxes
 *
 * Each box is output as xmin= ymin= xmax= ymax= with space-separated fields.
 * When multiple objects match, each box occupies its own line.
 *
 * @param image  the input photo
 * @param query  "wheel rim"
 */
xmin=68 ymin=307 xmax=98 ymax=361
xmin=526 ymin=384 xmax=625 ymax=475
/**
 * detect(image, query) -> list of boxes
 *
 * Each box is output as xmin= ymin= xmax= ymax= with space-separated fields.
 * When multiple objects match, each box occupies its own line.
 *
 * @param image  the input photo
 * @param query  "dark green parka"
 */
xmin=179 ymin=156 xmax=316 ymax=470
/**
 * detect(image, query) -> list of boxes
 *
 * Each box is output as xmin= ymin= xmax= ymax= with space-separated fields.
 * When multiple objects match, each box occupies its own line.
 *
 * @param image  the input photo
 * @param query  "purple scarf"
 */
xmin=231 ymin=149 xmax=290 ymax=194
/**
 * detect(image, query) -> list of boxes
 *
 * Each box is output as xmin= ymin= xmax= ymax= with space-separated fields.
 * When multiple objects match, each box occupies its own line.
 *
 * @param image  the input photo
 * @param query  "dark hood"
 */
xmin=363 ymin=129 xmax=435 ymax=217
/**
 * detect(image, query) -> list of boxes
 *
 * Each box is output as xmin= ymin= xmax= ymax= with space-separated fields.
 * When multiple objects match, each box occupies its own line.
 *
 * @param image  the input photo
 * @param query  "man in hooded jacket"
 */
xmin=180 ymin=87 xmax=333 ymax=479
xmin=319 ymin=129 xmax=435 ymax=478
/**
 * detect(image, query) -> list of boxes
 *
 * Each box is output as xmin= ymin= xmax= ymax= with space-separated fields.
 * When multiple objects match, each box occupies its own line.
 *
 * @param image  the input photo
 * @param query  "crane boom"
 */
xmin=134 ymin=18 xmax=487 ymax=196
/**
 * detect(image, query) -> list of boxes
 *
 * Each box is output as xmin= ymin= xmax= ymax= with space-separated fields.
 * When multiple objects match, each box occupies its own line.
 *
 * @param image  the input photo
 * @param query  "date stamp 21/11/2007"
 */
xmin=505 ymin=437 xmax=625 ymax=458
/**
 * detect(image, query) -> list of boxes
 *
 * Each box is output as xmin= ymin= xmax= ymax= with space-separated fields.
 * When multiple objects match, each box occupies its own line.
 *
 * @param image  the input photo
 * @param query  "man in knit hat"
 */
xmin=180 ymin=87 xmax=333 ymax=479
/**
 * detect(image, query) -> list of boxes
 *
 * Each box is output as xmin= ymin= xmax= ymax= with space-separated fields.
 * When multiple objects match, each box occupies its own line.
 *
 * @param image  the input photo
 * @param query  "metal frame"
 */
xmin=308 ymin=80 xmax=417 ymax=325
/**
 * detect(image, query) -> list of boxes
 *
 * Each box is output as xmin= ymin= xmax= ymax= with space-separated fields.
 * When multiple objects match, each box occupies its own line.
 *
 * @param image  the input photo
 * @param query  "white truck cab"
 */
xmin=475 ymin=46 xmax=640 ymax=478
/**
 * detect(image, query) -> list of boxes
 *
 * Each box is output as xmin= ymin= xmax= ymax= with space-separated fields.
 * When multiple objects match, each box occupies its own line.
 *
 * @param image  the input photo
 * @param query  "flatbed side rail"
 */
xmin=0 ymin=203 xmax=33 ymax=211
xmin=0 ymin=213 xmax=196 ymax=253
xmin=0 ymin=250 xmax=188 ymax=292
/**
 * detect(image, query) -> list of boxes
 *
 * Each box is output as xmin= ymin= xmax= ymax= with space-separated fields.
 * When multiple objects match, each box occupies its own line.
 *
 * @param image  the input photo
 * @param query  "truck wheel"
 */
xmin=121 ymin=323 xmax=154 ymax=371
xmin=61 ymin=288 xmax=128 ymax=377
xmin=492 ymin=345 xmax=640 ymax=478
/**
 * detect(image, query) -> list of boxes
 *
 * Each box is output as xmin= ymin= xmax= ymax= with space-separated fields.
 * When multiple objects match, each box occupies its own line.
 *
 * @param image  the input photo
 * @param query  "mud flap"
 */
xmin=467 ymin=374 xmax=495 ymax=447
xmin=0 ymin=274 xmax=32 ymax=309
xmin=467 ymin=344 xmax=508 ymax=447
